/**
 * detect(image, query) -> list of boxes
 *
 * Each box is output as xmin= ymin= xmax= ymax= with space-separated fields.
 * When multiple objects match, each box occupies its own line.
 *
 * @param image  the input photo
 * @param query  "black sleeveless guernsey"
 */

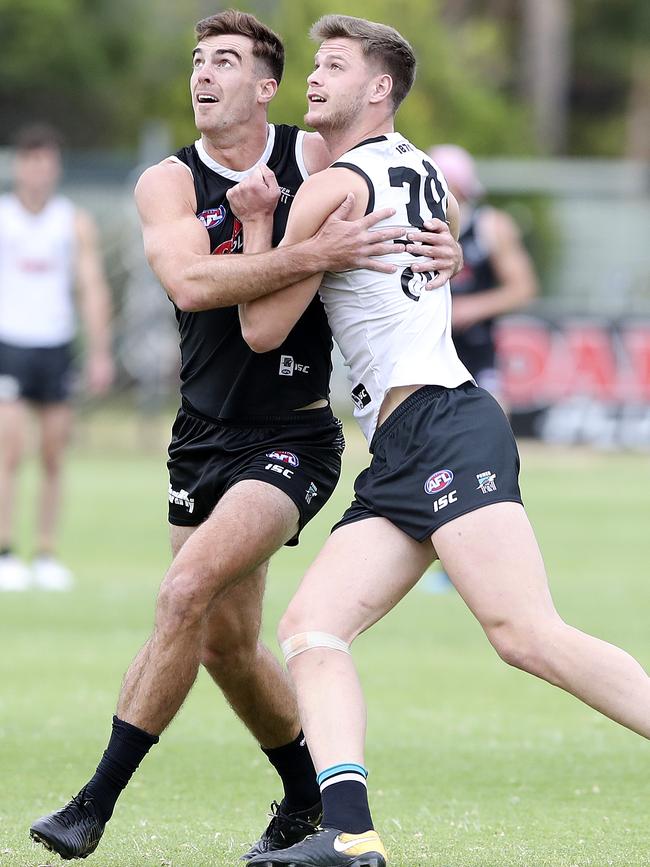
xmin=172 ymin=124 xmax=332 ymax=420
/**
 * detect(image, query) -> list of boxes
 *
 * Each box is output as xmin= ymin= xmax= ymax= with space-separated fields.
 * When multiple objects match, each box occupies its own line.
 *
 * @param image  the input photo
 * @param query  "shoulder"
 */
xmin=283 ymin=167 xmax=368 ymax=244
xmin=135 ymin=159 xmax=197 ymax=214
xmin=479 ymin=206 xmax=521 ymax=248
xmin=301 ymin=132 xmax=333 ymax=175
xmin=296 ymin=166 xmax=368 ymax=213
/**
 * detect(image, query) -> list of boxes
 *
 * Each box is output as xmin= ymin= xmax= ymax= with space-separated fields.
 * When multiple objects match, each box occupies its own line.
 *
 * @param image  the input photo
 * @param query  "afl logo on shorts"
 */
xmin=424 ymin=469 xmax=454 ymax=495
xmin=266 ymin=450 xmax=300 ymax=468
xmin=197 ymin=205 xmax=226 ymax=228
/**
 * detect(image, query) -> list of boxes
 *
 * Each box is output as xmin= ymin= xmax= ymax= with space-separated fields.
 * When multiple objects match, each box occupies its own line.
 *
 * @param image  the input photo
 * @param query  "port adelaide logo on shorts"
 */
xmin=476 ymin=470 xmax=497 ymax=493
xmin=197 ymin=205 xmax=226 ymax=228
xmin=424 ymin=469 xmax=454 ymax=495
xmin=266 ymin=450 xmax=300 ymax=467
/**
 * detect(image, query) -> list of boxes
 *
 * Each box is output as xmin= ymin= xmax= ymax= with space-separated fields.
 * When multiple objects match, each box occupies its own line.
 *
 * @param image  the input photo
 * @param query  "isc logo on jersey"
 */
xmin=266 ymin=451 xmax=300 ymax=468
xmin=424 ymin=469 xmax=454 ymax=494
xmin=197 ymin=205 xmax=226 ymax=229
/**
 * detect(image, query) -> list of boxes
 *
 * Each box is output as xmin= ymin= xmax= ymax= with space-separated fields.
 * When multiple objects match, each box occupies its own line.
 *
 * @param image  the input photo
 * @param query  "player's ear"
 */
xmin=258 ymin=78 xmax=278 ymax=105
xmin=369 ymin=73 xmax=393 ymax=105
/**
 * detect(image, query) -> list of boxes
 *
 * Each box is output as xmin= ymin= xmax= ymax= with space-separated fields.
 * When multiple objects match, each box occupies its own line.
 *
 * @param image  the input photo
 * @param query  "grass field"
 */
xmin=1 ymin=409 xmax=649 ymax=867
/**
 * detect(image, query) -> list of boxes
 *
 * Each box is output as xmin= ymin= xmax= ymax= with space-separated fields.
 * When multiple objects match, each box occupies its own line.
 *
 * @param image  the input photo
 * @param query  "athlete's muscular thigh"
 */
xmin=281 ymin=517 xmax=435 ymax=645
xmin=170 ymin=523 xmax=197 ymax=558
xmin=163 ymin=479 xmax=300 ymax=612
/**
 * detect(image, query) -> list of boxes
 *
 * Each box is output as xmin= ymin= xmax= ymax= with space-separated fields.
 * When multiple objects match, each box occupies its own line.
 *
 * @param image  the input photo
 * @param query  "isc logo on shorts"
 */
xmin=432 ymin=490 xmax=457 ymax=513
xmin=266 ymin=450 xmax=300 ymax=467
xmin=424 ymin=469 xmax=454 ymax=495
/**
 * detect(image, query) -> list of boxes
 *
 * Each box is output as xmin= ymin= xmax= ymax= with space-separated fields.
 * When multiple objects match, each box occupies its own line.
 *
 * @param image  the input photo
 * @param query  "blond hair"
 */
xmin=310 ymin=14 xmax=415 ymax=111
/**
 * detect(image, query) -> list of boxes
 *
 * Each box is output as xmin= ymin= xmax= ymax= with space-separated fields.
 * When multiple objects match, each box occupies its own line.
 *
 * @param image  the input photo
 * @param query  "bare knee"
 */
xmin=277 ymin=599 xmax=311 ymax=648
xmin=157 ymin=566 xmax=210 ymax=634
xmin=41 ymin=450 xmax=65 ymax=479
xmin=200 ymin=615 xmax=260 ymax=676
xmin=485 ymin=616 xmax=564 ymax=678
xmin=1 ymin=440 xmax=24 ymax=473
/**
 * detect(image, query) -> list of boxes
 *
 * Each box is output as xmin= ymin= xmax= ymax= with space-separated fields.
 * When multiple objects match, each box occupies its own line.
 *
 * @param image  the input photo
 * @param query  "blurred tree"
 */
xmin=570 ymin=0 xmax=650 ymax=157
xmin=267 ymin=0 xmax=532 ymax=155
xmin=440 ymin=0 xmax=650 ymax=156
xmin=0 ymin=0 xmax=646 ymax=157
xmin=0 ymin=0 xmax=199 ymax=147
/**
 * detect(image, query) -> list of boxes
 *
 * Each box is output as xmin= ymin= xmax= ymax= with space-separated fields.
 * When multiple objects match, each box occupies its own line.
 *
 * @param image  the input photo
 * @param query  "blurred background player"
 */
xmin=428 ymin=143 xmax=538 ymax=409
xmin=0 ymin=124 xmax=114 ymax=591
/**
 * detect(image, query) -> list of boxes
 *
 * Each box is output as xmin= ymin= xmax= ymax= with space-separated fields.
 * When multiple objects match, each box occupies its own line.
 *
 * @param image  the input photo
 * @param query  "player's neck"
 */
xmin=15 ymin=188 xmax=52 ymax=214
xmin=324 ymin=118 xmax=394 ymax=162
xmin=200 ymin=119 xmax=271 ymax=172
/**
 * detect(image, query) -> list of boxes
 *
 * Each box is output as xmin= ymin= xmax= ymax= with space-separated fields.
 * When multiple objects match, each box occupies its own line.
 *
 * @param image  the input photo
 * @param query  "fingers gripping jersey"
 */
xmin=320 ymin=134 xmax=472 ymax=441
xmin=171 ymin=124 xmax=332 ymax=420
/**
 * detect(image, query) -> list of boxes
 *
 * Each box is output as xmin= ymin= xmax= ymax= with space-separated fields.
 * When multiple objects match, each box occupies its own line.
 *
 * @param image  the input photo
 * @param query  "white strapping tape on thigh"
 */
xmin=281 ymin=631 xmax=350 ymax=663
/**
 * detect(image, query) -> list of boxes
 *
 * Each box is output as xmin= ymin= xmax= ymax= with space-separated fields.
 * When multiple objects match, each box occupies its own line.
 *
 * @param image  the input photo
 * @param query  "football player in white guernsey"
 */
xmin=238 ymin=16 xmax=650 ymax=867
xmin=0 ymin=124 xmax=114 ymax=593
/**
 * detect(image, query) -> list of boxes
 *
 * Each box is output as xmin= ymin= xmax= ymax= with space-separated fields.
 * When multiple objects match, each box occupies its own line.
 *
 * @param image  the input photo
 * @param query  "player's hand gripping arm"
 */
xmin=135 ymin=161 xmax=403 ymax=312
xmin=239 ymin=168 xmax=371 ymax=353
xmin=405 ymin=194 xmax=463 ymax=289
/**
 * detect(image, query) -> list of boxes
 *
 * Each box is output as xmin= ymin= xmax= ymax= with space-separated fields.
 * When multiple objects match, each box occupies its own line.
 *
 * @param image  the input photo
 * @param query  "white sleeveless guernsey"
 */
xmin=0 ymin=193 xmax=77 ymax=347
xmin=319 ymin=133 xmax=472 ymax=442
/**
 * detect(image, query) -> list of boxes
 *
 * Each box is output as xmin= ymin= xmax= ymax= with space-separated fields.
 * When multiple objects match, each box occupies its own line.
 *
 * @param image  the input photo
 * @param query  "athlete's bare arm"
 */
xmin=74 ymin=209 xmax=114 ymax=394
xmin=135 ymin=160 xmax=402 ymax=312
xmin=239 ymin=168 xmax=368 ymax=353
xmin=451 ymin=207 xmax=538 ymax=332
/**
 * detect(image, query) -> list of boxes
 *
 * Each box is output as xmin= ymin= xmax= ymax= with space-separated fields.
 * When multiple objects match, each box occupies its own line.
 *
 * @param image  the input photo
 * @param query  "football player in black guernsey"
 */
xmin=30 ymin=9 xmax=462 ymax=863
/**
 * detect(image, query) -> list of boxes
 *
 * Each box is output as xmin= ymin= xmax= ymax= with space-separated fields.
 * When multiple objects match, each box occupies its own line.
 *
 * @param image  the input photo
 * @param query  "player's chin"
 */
xmin=304 ymin=107 xmax=326 ymax=129
xmin=194 ymin=115 xmax=218 ymax=135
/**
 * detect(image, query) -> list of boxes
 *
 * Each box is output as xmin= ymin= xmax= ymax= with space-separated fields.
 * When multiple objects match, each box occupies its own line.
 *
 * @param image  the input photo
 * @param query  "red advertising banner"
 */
xmin=495 ymin=316 xmax=650 ymax=448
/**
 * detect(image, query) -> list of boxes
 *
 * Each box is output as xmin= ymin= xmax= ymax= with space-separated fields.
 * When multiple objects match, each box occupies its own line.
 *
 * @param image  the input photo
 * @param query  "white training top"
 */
xmin=319 ymin=133 xmax=472 ymax=442
xmin=0 ymin=193 xmax=77 ymax=347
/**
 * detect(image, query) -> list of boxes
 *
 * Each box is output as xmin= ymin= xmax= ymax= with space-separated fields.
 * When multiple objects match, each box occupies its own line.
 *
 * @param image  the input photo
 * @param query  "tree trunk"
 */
xmin=521 ymin=0 xmax=571 ymax=154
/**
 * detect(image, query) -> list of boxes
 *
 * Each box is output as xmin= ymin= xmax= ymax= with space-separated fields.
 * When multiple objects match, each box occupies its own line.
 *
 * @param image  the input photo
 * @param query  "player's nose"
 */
xmin=196 ymin=66 xmax=213 ymax=85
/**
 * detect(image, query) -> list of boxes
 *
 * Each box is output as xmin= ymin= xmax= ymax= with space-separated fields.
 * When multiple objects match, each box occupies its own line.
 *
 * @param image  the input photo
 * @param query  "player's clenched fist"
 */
xmin=226 ymin=163 xmax=280 ymax=222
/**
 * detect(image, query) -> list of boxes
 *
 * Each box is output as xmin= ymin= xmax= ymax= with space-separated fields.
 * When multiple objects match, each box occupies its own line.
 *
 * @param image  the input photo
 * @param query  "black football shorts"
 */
xmin=167 ymin=401 xmax=345 ymax=545
xmin=0 ymin=340 xmax=75 ymax=404
xmin=333 ymin=382 xmax=522 ymax=541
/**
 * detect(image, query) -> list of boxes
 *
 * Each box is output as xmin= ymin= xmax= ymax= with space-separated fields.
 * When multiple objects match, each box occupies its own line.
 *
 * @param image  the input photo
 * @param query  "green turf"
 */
xmin=1 ymin=412 xmax=649 ymax=866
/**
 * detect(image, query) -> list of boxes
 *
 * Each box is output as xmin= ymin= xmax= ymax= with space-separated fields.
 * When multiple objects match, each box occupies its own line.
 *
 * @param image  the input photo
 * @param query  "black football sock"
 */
xmin=84 ymin=716 xmax=159 ymax=823
xmin=262 ymin=730 xmax=320 ymax=812
xmin=318 ymin=763 xmax=373 ymax=834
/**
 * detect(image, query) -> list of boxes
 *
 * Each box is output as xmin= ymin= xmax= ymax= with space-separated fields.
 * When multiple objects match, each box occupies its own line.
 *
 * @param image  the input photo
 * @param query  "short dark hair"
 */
xmin=310 ymin=14 xmax=416 ymax=111
xmin=195 ymin=9 xmax=284 ymax=84
xmin=13 ymin=123 xmax=63 ymax=153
